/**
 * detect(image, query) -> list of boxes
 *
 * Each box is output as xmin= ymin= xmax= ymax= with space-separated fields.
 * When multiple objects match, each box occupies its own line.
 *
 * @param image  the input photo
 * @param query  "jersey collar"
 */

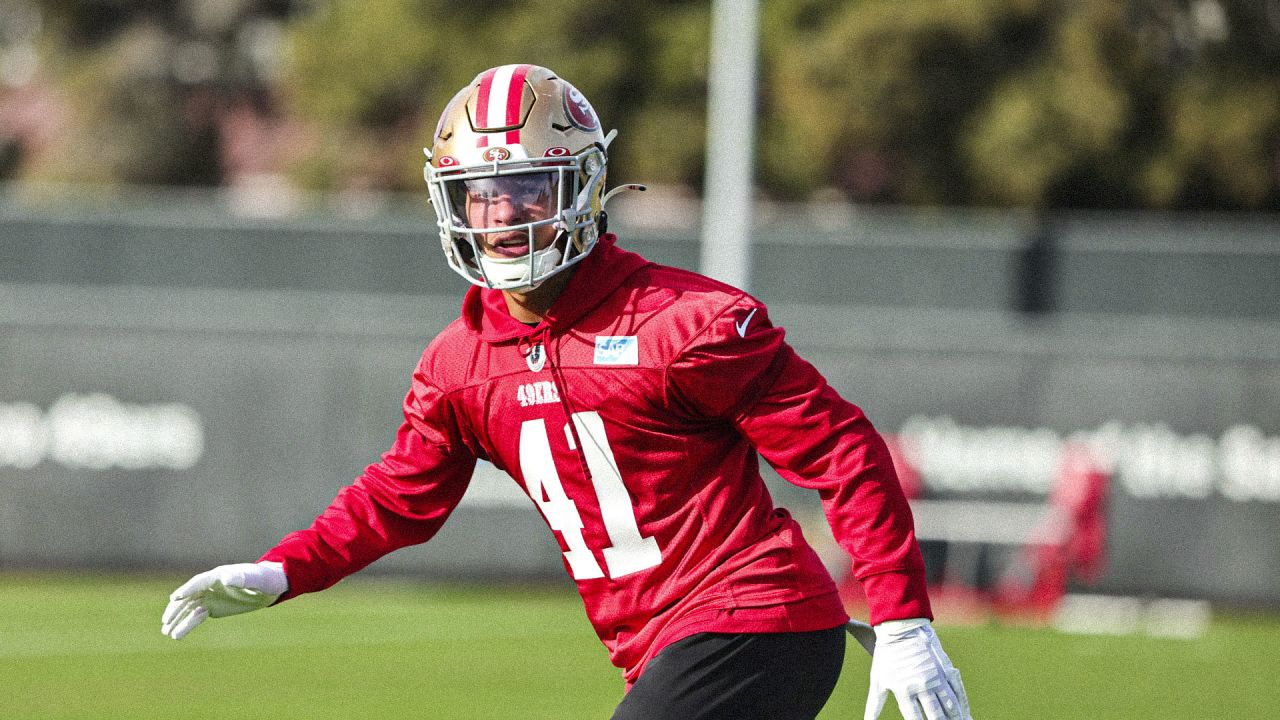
xmin=462 ymin=233 xmax=652 ymax=343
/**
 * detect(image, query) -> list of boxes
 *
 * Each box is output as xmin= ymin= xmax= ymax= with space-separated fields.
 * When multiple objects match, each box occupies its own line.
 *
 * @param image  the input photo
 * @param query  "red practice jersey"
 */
xmin=261 ymin=235 xmax=931 ymax=682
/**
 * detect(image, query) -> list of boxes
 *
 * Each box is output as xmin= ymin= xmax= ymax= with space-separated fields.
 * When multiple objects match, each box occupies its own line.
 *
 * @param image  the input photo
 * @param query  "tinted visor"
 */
xmin=445 ymin=171 xmax=561 ymax=228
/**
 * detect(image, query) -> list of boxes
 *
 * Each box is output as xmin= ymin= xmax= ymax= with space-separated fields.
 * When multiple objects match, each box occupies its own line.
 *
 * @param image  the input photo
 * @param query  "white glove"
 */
xmin=864 ymin=618 xmax=972 ymax=720
xmin=161 ymin=561 xmax=288 ymax=640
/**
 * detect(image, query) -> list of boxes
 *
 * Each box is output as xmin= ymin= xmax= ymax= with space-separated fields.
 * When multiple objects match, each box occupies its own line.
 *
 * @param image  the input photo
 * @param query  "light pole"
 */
xmin=699 ymin=0 xmax=760 ymax=291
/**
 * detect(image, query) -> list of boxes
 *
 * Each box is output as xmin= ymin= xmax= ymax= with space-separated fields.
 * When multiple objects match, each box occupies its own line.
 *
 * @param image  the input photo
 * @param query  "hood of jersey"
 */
xmin=461 ymin=233 xmax=652 ymax=343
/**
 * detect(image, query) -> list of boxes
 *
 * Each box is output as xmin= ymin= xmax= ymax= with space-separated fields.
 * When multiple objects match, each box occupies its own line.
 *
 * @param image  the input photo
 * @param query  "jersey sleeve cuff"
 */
xmin=256 ymin=551 xmax=306 ymax=603
xmin=860 ymin=569 xmax=933 ymax=625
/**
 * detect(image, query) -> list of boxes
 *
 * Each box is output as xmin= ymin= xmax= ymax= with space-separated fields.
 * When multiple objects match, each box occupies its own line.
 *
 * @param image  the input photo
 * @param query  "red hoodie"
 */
xmin=261 ymin=234 xmax=930 ymax=682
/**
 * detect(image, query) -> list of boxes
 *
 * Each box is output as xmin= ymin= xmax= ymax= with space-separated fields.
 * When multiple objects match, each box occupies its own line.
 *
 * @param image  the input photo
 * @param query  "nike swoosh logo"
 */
xmin=734 ymin=308 xmax=758 ymax=338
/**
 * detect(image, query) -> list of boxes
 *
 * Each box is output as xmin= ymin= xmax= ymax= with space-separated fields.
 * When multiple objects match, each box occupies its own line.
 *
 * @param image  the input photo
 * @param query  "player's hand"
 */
xmin=864 ymin=618 xmax=972 ymax=720
xmin=161 ymin=561 xmax=288 ymax=640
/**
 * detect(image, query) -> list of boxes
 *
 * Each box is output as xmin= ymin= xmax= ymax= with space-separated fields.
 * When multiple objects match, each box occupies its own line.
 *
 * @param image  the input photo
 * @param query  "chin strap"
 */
xmin=478 ymin=243 xmax=563 ymax=291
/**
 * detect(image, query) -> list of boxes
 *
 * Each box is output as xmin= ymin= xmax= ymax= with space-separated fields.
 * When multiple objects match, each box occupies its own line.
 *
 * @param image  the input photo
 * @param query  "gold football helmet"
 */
xmin=424 ymin=64 xmax=630 ymax=290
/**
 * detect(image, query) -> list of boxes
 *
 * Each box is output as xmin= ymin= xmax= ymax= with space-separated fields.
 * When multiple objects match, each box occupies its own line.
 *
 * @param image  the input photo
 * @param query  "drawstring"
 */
xmin=516 ymin=322 xmax=550 ymax=358
xmin=555 ymin=382 xmax=593 ymax=482
xmin=517 ymin=324 xmax=551 ymax=372
xmin=516 ymin=333 xmax=537 ymax=359
xmin=518 ymin=324 xmax=623 ymax=488
xmin=520 ymin=325 xmax=633 ymax=509
xmin=527 ymin=326 xmax=595 ymax=484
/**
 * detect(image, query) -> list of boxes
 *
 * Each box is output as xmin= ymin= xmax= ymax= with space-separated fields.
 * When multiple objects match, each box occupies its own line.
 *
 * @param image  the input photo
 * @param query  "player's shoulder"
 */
xmin=624 ymin=261 xmax=765 ymax=320
xmin=597 ymin=261 xmax=772 ymax=367
xmin=416 ymin=316 xmax=477 ymax=390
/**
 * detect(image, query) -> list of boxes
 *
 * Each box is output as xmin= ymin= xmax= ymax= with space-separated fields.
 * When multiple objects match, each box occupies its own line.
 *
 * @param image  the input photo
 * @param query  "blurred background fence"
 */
xmin=2 ymin=190 xmax=1277 ymax=606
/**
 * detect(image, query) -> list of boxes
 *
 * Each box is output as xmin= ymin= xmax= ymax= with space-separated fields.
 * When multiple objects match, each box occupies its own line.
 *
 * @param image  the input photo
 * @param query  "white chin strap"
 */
xmin=477 ymin=244 xmax=563 ymax=291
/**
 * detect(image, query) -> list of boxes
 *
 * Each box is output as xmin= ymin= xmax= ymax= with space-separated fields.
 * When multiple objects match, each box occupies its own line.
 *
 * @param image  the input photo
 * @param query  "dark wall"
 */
xmin=5 ymin=199 xmax=1277 ymax=318
xmin=2 ymin=197 xmax=1278 ymax=603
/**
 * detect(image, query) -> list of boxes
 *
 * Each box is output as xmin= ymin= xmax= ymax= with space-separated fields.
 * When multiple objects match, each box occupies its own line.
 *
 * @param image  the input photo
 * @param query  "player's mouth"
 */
xmin=486 ymin=234 xmax=531 ymax=258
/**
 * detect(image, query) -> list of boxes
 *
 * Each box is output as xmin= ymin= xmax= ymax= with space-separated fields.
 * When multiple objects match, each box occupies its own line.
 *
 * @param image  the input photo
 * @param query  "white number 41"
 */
xmin=518 ymin=411 xmax=661 ymax=580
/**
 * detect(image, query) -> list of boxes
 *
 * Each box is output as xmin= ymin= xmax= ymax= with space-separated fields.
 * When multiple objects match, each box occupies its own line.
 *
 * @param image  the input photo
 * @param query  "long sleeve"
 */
xmin=667 ymin=298 xmax=931 ymax=625
xmin=259 ymin=369 xmax=477 ymax=600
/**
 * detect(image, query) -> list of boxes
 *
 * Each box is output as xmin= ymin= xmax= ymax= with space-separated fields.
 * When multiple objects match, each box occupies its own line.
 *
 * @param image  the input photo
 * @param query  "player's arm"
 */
xmin=162 ymin=369 xmax=476 ymax=640
xmin=735 ymin=341 xmax=931 ymax=623
xmin=667 ymin=298 xmax=973 ymax=720
xmin=666 ymin=297 xmax=929 ymax=621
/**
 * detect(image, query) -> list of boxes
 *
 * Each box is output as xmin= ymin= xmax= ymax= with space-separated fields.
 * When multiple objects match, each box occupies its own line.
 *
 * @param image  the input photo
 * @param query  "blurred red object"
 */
xmin=994 ymin=441 xmax=1110 ymax=618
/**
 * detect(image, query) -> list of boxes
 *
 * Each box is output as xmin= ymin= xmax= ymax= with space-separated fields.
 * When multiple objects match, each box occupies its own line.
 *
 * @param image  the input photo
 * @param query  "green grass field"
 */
xmin=1 ymin=573 xmax=1276 ymax=719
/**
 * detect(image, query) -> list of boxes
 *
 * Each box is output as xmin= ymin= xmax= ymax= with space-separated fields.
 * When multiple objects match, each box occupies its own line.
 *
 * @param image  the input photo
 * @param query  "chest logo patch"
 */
xmin=525 ymin=343 xmax=546 ymax=373
xmin=594 ymin=336 xmax=638 ymax=365
xmin=517 ymin=380 xmax=560 ymax=407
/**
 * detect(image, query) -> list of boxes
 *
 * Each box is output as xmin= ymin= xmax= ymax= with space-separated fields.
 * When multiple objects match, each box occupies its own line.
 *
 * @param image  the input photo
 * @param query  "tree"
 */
xmin=759 ymin=0 xmax=1280 ymax=210
xmin=281 ymin=0 xmax=711 ymax=191
xmin=8 ymin=0 xmax=1279 ymax=210
xmin=11 ymin=0 xmax=297 ymax=187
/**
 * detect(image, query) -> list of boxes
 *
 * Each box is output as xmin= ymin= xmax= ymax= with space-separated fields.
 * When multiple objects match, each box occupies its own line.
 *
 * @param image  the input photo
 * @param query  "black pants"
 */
xmin=611 ymin=626 xmax=847 ymax=720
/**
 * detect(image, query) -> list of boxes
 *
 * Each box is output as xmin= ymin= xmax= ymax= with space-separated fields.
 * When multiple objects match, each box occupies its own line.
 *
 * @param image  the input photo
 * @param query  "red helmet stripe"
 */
xmin=473 ymin=67 xmax=498 ymax=148
xmin=504 ymin=64 xmax=531 ymax=144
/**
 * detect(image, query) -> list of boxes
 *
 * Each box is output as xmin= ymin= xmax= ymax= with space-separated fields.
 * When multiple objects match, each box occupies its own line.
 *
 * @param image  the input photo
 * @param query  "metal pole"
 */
xmin=699 ymin=0 xmax=759 ymax=291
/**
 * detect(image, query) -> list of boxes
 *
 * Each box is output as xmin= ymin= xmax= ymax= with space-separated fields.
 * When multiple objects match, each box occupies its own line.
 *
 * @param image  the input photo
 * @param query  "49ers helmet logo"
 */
xmin=482 ymin=146 xmax=511 ymax=162
xmin=563 ymin=86 xmax=599 ymax=131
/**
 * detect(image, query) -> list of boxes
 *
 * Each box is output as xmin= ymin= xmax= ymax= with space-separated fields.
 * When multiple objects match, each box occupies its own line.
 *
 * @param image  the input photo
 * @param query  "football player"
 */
xmin=162 ymin=64 xmax=973 ymax=720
